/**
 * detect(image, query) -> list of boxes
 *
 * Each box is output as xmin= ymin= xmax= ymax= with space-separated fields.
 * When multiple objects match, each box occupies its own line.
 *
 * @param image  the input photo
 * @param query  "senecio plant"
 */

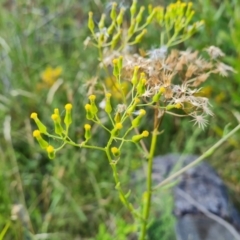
xmin=30 ymin=1 xmax=238 ymax=239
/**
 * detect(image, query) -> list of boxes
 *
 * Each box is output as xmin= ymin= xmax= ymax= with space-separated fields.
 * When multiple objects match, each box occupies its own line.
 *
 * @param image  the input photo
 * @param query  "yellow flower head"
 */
xmin=88 ymin=95 xmax=96 ymax=101
xmin=111 ymin=147 xmax=119 ymax=154
xmin=41 ymin=66 xmax=62 ymax=86
xmin=33 ymin=130 xmax=41 ymax=138
xmin=30 ymin=112 xmax=38 ymax=119
xmin=115 ymin=122 xmax=123 ymax=130
xmin=139 ymin=109 xmax=146 ymax=116
xmin=85 ymin=104 xmax=91 ymax=111
xmin=65 ymin=103 xmax=73 ymax=111
xmin=46 ymin=145 xmax=54 ymax=153
xmin=141 ymin=130 xmax=149 ymax=137
xmin=84 ymin=124 xmax=91 ymax=130
xmin=51 ymin=114 xmax=58 ymax=121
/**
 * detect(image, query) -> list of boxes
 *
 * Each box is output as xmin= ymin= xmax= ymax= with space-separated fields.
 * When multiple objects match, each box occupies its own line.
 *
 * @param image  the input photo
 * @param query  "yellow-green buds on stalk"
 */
xmin=54 ymin=108 xmax=60 ymax=115
xmin=111 ymin=30 xmax=122 ymax=49
xmin=32 ymin=130 xmax=48 ymax=149
xmin=118 ymin=56 xmax=123 ymax=72
xmin=88 ymin=95 xmax=98 ymax=115
xmin=130 ymin=0 xmax=137 ymax=18
xmin=113 ymin=59 xmax=120 ymax=77
xmin=85 ymin=104 xmax=94 ymax=120
xmin=114 ymin=111 xmax=121 ymax=123
xmin=64 ymin=103 xmax=73 ymax=128
xmin=84 ymin=124 xmax=91 ymax=141
xmin=46 ymin=145 xmax=55 ymax=159
xmin=117 ymin=8 xmax=125 ymax=26
xmin=30 ymin=113 xmax=47 ymax=134
xmin=107 ymin=21 xmax=115 ymax=35
xmin=155 ymin=7 xmax=164 ymax=25
xmin=113 ymin=56 xmax=123 ymax=78
xmin=111 ymin=122 xmax=123 ymax=136
xmin=132 ymin=109 xmax=146 ymax=127
xmin=152 ymin=87 xmax=166 ymax=103
xmin=51 ymin=113 xmax=63 ymax=135
xmin=135 ymin=29 xmax=147 ymax=43
xmin=128 ymin=19 xmax=136 ymax=37
xmin=88 ymin=12 xmax=95 ymax=34
xmin=131 ymin=66 xmax=140 ymax=86
xmin=127 ymin=98 xmax=140 ymax=115
xmin=132 ymin=130 xmax=149 ymax=142
xmin=111 ymin=147 xmax=120 ymax=157
xmin=105 ymin=93 xmax=112 ymax=114
xmin=98 ymin=14 xmax=106 ymax=29
xmin=136 ymin=73 xmax=146 ymax=95
xmin=166 ymin=103 xmax=182 ymax=110
xmin=136 ymin=6 xmax=145 ymax=24
xmin=186 ymin=2 xmax=193 ymax=20
xmin=146 ymin=7 xmax=157 ymax=24
xmin=110 ymin=2 xmax=117 ymax=21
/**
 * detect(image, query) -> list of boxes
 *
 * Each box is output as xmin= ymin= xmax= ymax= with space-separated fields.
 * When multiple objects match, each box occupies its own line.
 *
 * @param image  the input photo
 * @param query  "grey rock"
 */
xmin=151 ymin=154 xmax=240 ymax=240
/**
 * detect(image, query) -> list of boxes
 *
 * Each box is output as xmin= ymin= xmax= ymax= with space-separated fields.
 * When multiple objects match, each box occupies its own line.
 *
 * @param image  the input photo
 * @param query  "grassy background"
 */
xmin=0 ymin=0 xmax=240 ymax=239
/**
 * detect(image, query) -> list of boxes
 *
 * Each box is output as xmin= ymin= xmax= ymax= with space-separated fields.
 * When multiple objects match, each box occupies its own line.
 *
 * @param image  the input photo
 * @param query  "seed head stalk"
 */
xmin=139 ymin=109 xmax=163 ymax=240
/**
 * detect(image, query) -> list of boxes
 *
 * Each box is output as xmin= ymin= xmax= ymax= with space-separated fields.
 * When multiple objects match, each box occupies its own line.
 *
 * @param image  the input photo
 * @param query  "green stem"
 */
xmin=139 ymin=127 xmax=158 ymax=240
xmin=105 ymin=145 xmax=143 ymax=220
xmin=153 ymin=123 xmax=240 ymax=191
xmin=0 ymin=222 xmax=10 ymax=240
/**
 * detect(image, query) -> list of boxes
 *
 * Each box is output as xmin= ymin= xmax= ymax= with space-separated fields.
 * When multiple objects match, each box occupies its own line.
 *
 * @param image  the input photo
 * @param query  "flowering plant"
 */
xmin=30 ymin=1 xmax=239 ymax=239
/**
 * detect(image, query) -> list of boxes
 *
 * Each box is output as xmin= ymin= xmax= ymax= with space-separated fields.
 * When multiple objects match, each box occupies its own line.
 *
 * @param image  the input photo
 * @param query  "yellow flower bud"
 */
xmin=33 ymin=130 xmax=48 ymax=149
xmin=141 ymin=130 xmax=149 ymax=137
xmin=33 ymin=130 xmax=41 ymax=138
xmin=111 ymin=30 xmax=122 ymax=49
xmin=30 ymin=112 xmax=37 ymax=119
xmin=132 ymin=109 xmax=146 ymax=127
xmin=46 ymin=145 xmax=55 ymax=159
xmin=107 ymin=21 xmax=115 ymax=35
xmin=131 ymin=66 xmax=140 ymax=86
xmin=85 ymin=104 xmax=94 ymax=120
xmin=111 ymin=122 xmax=122 ymax=136
xmin=113 ymin=58 xmax=120 ymax=77
xmin=127 ymin=98 xmax=140 ymax=114
xmin=118 ymin=56 xmax=123 ymax=71
xmin=88 ymin=95 xmax=98 ymax=115
xmin=84 ymin=124 xmax=91 ymax=141
xmin=88 ymin=95 xmax=96 ymax=101
xmin=135 ymin=29 xmax=147 ymax=43
xmin=111 ymin=147 xmax=120 ymax=157
xmin=88 ymin=12 xmax=95 ymax=33
xmin=51 ymin=114 xmax=58 ymax=121
xmin=136 ymin=78 xmax=146 ymax=95
xmin=128 ymin=19 xmax=136 ymax=37
xmin=54 ymin=108 xmax=60 ymax=115
xmin=152 ymin=87 xmax=165 ymax=102
xmin=166 ymin=104 xmax=182 ymax=110
xmin=64 ymin=103 xmax=72 ymax=127
xmin=114 ymin=112 xmax=121 ymax=123
xmin=98 ymin=14 xmax=106 ymax=29
xmin=51 ymin=114 xmax=63 ymax=135
xmin=132 ymin=130 xmax=149 ymax=142
xmin=136 ymin=6 xmax=145 ymax=24
xmin=130 ymin=0 xmax=137 ymax=17
xmin=30 ymin=112 xmax=47 ymax=133
xmin=105 ymin=93 xmax=112 ymax=114
xmin=115 ymin=123 xmax=123 ymax=130
xmin=110 ymin=2 xmax=117 ymax=20
xmin=116 ymin=8 xmax=125 ymax=25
